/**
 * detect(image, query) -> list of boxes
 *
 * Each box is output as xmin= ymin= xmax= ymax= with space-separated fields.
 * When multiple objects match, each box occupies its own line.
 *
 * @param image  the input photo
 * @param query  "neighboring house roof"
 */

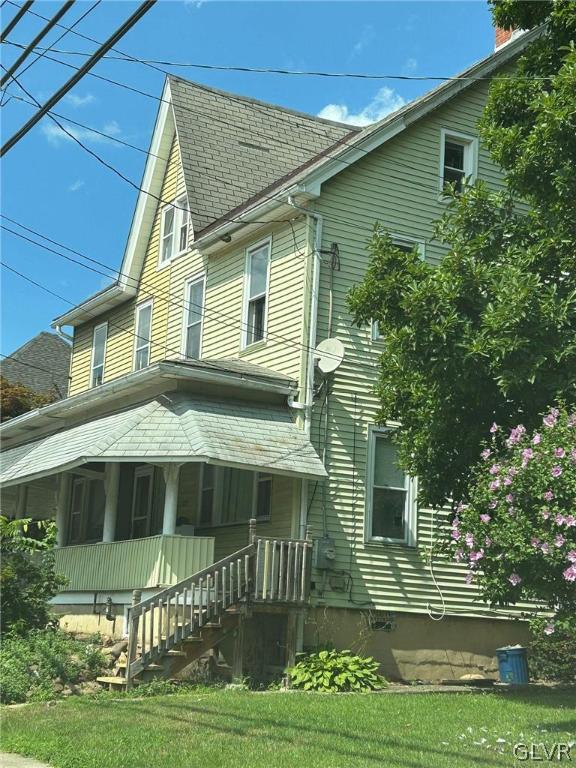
xmin=169 ymin=76 xmax=358 ymax=234
xmin=1 ymin=332 xmax=70 ymax=398
xmin=0 ymin=392 xmax=327 ymax=486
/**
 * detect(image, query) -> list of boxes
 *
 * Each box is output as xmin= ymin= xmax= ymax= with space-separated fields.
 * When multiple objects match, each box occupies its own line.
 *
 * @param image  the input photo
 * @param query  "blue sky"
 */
xmin=1 ymin=0 xmax=494 ymax=353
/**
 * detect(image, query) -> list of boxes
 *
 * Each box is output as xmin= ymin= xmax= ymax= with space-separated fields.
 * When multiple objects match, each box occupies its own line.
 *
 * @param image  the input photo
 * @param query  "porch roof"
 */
xmin=0 ymin=393 xmax=327 ymax=486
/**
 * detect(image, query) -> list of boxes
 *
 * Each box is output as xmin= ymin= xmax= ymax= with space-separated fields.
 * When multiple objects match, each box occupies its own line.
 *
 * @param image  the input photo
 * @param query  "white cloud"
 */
xmin=318 ymin=87 xmax=406 ymax=127
xmin=64 ymin=93 xmax=96 ymax=108
xmin=403 ymin=57 xmax=418 ymax=75
xmin=350 ymin=24 xmax=375 ymax=60
xmin=41 ymin=120 xmax=123 ymax=146
xmin=68 ymin=179 xmax=85 ymax=193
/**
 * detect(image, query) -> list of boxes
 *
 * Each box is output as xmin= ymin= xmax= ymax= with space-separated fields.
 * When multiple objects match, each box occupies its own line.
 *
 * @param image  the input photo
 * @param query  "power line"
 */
xmin=0 ymin=0 xmax=34 ymax=43
xmin=0 ymin=352 xmax=64 ymax=379
xmin=0 ymin=0 xmax=76 ymax=88
xmin=0 ymin=0 xmax=157 ymax=156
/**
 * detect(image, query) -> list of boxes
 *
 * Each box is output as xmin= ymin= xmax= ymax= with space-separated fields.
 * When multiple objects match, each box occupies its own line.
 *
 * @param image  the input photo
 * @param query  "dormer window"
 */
xmin=439 ymin=129 xmax=477 ymax=194
xmin=160 ymin=196 xmax=190 ymax=265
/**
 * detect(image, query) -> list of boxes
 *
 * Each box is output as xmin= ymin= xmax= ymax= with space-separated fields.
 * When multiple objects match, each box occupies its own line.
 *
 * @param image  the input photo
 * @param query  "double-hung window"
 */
xmin=183 ymin=274 xmax=205 ymax=359
xmin=160 ymin=195 xmax=190 ymax=265
xmin=199 ymin=465 xmax=272 ymax=526
xmin=90 ymin=322 xmax=107 ymax=387
xmin=243 ymin=239 xmax=270 ymax=347
xmin=440 ymin=129 xmax=477 ymax=194
xmin=134 ymin=300 xmax=153 ymax=371
xmin=131 ymin=466 xmax=154 ymax=539
xmin=372 ymin=238 xmax=424 ymax=341
xmin=366 ymin=427 xmax=416 ymax=545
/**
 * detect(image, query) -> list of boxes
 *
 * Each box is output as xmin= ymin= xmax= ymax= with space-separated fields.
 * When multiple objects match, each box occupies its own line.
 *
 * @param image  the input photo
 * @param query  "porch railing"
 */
xmin=126 ymin=521 xmax=312 ymax=685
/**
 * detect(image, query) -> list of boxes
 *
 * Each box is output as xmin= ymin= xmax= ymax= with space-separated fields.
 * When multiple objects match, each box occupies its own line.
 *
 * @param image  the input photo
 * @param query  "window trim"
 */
xmin=197 ymin=464 xmax=272 ymax=527
xmin=158 ymin=195 xmax=190 ymax=268
xmin=133 ymin=299 xmax=153 ymax=371
xmin=90 ymin=321 xmax=108 ymax=387
xmin=241 ymin=236 xmax=272 ymax=350
xmin=365 ymin=425 xmax=417 ymax=546
xmin=181 ymin=272 xmax=205 ymax=360
xmin=372 ymin=236 xmax=425 ymax=342
xmin=130 ymin=465 xmax=154 ymax=539
xmin=439 ymin=128 xmax=478 ymax=195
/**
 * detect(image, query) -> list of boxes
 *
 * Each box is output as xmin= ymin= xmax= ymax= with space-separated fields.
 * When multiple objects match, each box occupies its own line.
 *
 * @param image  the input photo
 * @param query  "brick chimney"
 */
xmin=495 ymin=26 xmax=514 ymax=50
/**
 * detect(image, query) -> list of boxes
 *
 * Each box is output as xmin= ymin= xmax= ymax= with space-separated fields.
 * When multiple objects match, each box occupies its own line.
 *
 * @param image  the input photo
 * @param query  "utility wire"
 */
xmin=0 ymin=352 xmax=64 ymax=379
xmin=0 ymin=0 xmax=76 ymax=87
xmin=0 ymin=0 xmax=34 ymax=43
xmin=0 ymin=0 xmax=157 ymax=156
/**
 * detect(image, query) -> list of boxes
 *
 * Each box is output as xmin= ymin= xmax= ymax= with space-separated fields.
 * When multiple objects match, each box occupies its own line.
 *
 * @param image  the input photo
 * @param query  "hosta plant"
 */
xmin=287 ymin=650 xmax=386 ymax=693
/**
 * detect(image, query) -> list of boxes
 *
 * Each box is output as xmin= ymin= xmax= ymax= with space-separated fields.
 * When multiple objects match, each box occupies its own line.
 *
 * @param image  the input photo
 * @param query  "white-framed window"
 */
xmin=134 ymin=300 xmax=153 ymax=371
xmin=131 ymin=465 xmax=154 ymax=539
xmin=439 ymin=129 xmax=478 ymax=194
xmin=365 ymin=426 xmax=416 ymax=545
xmin=198 ymin=464 xmax=272 ymax=526
xmin=90 ymin=322 xmax=107 ymax=387
xmin=182 ymin=273 xmax=205 ymax=359
xmin=159 ymin=195 xmax=190 ymax=266
xmin=242 ymin=238 xmax=271 ymax=348
xmin=372 ymin=237 xmax=425 ymax=341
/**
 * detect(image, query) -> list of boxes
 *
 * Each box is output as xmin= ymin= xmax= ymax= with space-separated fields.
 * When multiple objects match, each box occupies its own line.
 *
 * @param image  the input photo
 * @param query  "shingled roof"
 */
xmin=169 ymin=76 xmax=359 ymax=234
xmin=1 ymin=332 xmax=70 ymax=399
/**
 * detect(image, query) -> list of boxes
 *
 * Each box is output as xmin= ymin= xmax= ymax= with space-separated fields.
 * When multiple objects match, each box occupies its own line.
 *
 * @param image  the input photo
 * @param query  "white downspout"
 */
xmin=287 ymin=196 xmax=323 ymax=540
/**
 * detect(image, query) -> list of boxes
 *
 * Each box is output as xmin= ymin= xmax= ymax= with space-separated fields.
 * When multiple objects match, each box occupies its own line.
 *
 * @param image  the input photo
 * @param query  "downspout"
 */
xmin=55 ymin=324 xmax=73 ymax=342
xmin=287 ymin=195 xmax=323 ymax=539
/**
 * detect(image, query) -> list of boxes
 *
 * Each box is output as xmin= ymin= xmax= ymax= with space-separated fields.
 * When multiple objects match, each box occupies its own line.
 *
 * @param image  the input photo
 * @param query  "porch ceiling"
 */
xmin=0 ymin=393 xmax=327 ymax=486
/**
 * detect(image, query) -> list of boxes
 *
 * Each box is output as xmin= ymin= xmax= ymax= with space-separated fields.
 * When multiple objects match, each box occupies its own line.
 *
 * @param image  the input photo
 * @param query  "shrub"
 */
xmin=0 ymin=516 xmax=67 ymax=635
xmin=528 ymin=618 xmax=576 ymax=684
xmin=0 ymin=629 xmax=105 ymax=704
xmin=287 ymin=650 xmax=386 ymax=693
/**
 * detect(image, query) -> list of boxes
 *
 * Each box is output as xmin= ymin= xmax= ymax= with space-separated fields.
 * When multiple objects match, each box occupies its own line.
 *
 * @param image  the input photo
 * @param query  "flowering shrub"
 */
xmin=449 ymin=406 xmax=576 ymax=632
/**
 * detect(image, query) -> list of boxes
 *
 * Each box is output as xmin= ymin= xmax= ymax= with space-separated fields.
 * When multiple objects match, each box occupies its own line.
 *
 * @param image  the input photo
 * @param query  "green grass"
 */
xmin=1 ymin=688 xmax=574 ymax=768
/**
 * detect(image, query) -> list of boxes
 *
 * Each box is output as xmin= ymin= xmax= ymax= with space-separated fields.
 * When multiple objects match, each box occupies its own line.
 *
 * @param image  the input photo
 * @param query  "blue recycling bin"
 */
xmin=496 ymin=645 xmax=529 ymax=684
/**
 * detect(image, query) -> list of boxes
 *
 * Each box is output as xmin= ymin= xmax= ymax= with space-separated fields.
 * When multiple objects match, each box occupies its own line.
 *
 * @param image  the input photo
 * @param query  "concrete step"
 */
xmin=96 ymin=676 xmax=128 ymax=688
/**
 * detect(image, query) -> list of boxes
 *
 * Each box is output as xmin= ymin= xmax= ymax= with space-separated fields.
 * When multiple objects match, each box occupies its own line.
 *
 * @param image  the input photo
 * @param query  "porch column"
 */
xmin=55 ymin=474 xmax=71 ymax=547
xmin=161 ymin=464 xmax=182 ymax=535
xmin=15 ymin=485 xmax=28 ymax=519
xmin=102 ymin=462 xmax=120 ymax=543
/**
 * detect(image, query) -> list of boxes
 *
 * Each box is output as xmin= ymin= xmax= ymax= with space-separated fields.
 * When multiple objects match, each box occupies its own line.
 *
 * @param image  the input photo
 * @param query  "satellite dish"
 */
xmin=315 ymin=338 xmax=345 ymax=374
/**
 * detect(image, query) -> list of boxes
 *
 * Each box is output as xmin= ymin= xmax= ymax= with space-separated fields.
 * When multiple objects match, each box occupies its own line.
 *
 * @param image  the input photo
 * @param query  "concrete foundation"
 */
xmin=303 ymin=607 xmax=530 ymax=682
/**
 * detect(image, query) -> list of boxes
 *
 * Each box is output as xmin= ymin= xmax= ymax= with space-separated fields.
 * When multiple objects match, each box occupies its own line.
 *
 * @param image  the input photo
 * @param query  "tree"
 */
xmin=0 ymin=517 xmax=66 ymax=636
xmin=0 ymin=377 xmax=58 ymax=422
xmin=348 ymin=3 xmax=576 ymax=509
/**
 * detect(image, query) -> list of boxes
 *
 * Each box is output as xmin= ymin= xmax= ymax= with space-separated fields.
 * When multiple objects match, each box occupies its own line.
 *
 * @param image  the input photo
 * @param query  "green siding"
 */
xmin=54 ymin=534 xmax=214 ymax=591
xmin=309 ymin=77 xmax=526 ymax=619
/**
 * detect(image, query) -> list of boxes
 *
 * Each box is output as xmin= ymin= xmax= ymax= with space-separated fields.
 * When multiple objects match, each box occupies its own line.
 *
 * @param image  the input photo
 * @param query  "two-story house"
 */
xmin=0 ymin=26 xmax=537 ymax=685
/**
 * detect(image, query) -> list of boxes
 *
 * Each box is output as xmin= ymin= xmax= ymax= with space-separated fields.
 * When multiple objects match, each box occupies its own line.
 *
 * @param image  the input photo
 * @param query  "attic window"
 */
xmin=439 ymin=129 xmax=477 ymax=195
xmin=159 ymin=195 xmax=190 ymax=265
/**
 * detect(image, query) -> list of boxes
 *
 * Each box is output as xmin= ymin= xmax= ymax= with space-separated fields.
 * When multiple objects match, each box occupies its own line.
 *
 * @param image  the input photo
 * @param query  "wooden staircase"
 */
xmin=98 ymin=521 xmax=312 ymax=690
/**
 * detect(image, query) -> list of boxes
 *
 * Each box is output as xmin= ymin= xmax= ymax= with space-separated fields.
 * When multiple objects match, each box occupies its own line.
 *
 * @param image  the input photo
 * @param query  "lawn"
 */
xmin=1 ymin=688 xmax=574 ymax=768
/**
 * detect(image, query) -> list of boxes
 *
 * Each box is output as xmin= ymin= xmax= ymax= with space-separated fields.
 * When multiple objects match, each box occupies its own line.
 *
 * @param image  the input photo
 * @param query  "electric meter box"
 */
xmin=315 ymin=536 xmax=336 ymax=570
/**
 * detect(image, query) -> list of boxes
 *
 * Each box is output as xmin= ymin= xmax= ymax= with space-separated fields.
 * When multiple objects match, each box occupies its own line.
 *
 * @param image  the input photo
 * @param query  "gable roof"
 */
xmin=1 ymin=332 xmax=70 ymax=398
xmin=169 ymin=76 xmax=358 ymax=234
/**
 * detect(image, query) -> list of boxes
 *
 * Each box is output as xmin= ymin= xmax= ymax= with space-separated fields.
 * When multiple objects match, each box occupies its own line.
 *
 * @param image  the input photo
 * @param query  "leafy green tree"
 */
xmin=348 ymin=3 xmax=576 ymax=509
xmin=0 ymin=377 xmax=58 ymax=422
xmin=0 ymin=517 xmax=66 ymax=636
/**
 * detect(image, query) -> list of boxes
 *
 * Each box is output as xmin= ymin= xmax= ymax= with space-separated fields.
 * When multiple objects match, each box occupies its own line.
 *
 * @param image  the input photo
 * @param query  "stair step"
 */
xmin=164 ymin=650 xmax=187 ymax=658
xmin=97 ymin=676 xmax=127 ymax=687
xmin=117 ymin=661 xmax=163 ymax=670
xmin=204 ymin=622 xmax=222 ymax=628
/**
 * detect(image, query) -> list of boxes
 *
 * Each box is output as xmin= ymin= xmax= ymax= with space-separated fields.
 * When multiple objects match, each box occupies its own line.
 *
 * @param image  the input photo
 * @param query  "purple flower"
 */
xmin=465 ymin=532 xmax=475 ymax=549
xmin=490 ymin=422 xmax=499 ymax=434
xmin=551 ymin=465 xmax=563 ymax=478
xmin=543 ymin=490 xmax=554 ymax=502
xmin=568 ymin=413 xmax=576 ymax=427
xmin=489 ymin=500 xmax=498 ymax=509
xmin=521 ymin=448 xmax=534 ymax=467
xmin=469 ymin=549 xmax=484 ymax=563
xmin=544 ymin=623 xmax=555 ymax=636
xmin=489 ymin=479 xmax=500 ymax=491
xmin=543 ymin=412 xmax=557 ymax=428
xmin=563 ymin=564 xmax=576 ymax=582
xmin=484 ymin=536 xmax=493 ymax=547
xmin=480 ymin=514 xmax=491 ymax=524
xmin=555 ymin=447 xmax=566 ymax=458
xmin=540 ymin=542 xmax=550 ymax=554
xmin=554 ymin=513 xmax=565 ymax=526
xmin=508 ymin=467 xmax=518 ymax=477
xmin=567 ymin=550 xmax=576 ymax=563
xmin=555 ymin=534 xmax=566 ymax=548
xmin=505 ymin=494 xmax=514 ymax=504
xmin=506 ymin=425 xmax=526 ymax=446
xmin=541 ymin=508 xmax=551 ymax=520
xmin=532 ymin=433 xmax=542 ymax=445
xmin=489 ymin=464 xmax=501 ymax=475
xmin=503 ymin=476 xmax=513 ymax=486
xmin=508 ymin=573 xmax=522 ymax=586
xmin=481 ymin=448 xmax=491 ymax=460
xmin=564 ymin=515 xmax=576 ymax=528
xmin=451 ymin=529 xmax=461 ymax=541
xmin=454 ymin=549 xmax=465 ymax=563
xmin=531 ymin=537 xmax=541 ymax=548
